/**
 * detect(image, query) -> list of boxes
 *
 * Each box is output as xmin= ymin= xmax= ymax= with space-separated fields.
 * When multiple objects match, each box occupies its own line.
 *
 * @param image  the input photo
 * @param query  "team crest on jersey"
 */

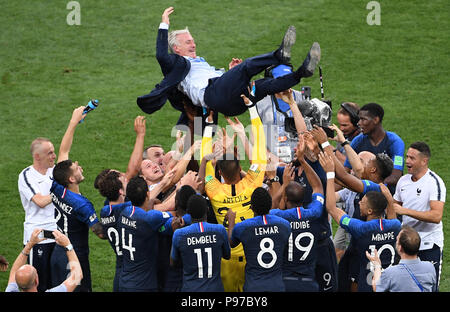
xmin=416 ymin=188 xmax=422 ymax=196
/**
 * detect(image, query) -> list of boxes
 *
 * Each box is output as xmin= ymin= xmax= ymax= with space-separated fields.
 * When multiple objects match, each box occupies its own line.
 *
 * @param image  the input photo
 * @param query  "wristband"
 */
xmin=21 ymin=250 xmax=29 ymax=257
xmin=321 ymin=141 xmax=330 ymax=149
xmin=341 ymin=140 xmax=350 ymax=147
xmin=326 ymin=172 xmax=335 ymax=179
xmin=373 ymin=263 xmax=382 ymax=269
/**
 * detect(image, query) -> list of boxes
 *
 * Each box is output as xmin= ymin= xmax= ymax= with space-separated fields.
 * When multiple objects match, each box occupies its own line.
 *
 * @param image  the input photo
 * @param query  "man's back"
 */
xmin=100 ymin=202 xmax=130 ymax=291
xmin=171 ymin=221 xmax=230 ymax=292
xmin=205 ymin=163 xmax=265 ymax=256
xmin=231 ymin=214 xmax=291 ymax=292
xmin=376 ymin=258 xmax=436 ymax=292
xmin=118 ymin=205 xmax=171 ymax=291
xmin=50 ymin=180 xmax=98 ymax=252
xmin=270 ymin=193 xmax=324 ymax=286
xmin=340 ymin=216 xmax=401 ymax=292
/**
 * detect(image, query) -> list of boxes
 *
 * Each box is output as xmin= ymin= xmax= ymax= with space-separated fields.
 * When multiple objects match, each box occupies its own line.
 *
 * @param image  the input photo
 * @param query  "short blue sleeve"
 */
xmin=144 ymin=210 xmax=172 ymax=231
xmin=76 ymin=201 xmax=99 ymax=227
xmin=386 ymin=132 xmax=405 ymax=171
xmin=361 ymin=180 xmax=381 ymax=195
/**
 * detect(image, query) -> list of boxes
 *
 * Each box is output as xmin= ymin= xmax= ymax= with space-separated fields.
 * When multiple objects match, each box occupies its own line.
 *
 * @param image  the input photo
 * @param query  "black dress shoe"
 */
xmin=275 ymin=25 xmax=296 ymax=64
xmin=297 ymin=42 xmax=321 ymax=77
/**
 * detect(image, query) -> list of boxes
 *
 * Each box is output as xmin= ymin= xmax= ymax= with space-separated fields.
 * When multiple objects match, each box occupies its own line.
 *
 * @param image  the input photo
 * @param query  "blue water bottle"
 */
xmin=79 ymin=99 xmax=99 ymax=123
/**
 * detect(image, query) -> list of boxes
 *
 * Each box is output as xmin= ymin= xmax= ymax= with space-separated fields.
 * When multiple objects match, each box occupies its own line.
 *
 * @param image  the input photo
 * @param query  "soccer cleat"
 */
xmin=297 ymin=42 xmax=321 ymax=77
xmin=276 ymin=25 xmax=296 ymax=64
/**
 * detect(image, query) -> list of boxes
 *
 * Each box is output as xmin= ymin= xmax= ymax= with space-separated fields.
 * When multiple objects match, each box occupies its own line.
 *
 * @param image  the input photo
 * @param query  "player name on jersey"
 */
xmin=121 ymin=216 xmax=137 ymax=229
xmin=50 ymin=192 xmax=73 ymax=214
xmin=101 ymin=216 xmax=115 ymax=225
xmin=222 ymin=194 xmax=248 ymax=204
xmin=371 ymin=231 xmax=395 ymax=242
xmin=254 ymin=226 xmax=279 ymax=236
xmin=290 ymin=220 xmax=311 ymax=230
xmin=187 ymin=234 xmax=217 ymax=246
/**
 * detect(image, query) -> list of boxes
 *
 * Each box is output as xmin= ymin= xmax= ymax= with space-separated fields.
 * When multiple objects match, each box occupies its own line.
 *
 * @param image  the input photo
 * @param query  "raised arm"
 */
xmin=8 ymin=228 xmax=45 ymax=285
xmin=242 ymin=92 xmax=267 ymax=168
xmin=329 ymin=124 xmax=365 ymax=178
xmin=226 ymin=209 xmax=239 ymax=248
xmin=311 ymin=125 xmax=365 ymax=193
xmin=57 ymin=106 xmax=85 ymax=163
xmin=296 ymin=134 xmax=323 ymax=195
xmin=125 ymin=116 xmax=146 ymax=181
xmin=277 ymin=88 xmax=307 ymax=136
xmin=52 ymin=230 xmax=83 ymax=292
xmin=318 ymin=152 xmax=345 ymax=224
xmin=156 ymin=7 xmax=174 ymax=67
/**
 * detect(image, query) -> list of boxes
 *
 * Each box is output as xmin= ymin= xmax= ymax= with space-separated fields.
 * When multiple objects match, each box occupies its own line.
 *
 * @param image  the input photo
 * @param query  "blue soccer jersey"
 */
xmin=157 ymin=213 xmax=192 ymax=292
xmin=270 ymin=193 xmax=324 ymax=288
xmin=100 ymin=201 xmax=130 ymax=292
xmin=171 ymin=221 xmax=231 ymax=292
xmin=339 ymin=214 xmax=401 ymax=292
xmin=50 ymin=180 xmax=99 ymax=253
xmin=352 ymin=180 xmax=382 ymax=220
xmin=118 ymin=205 xmax=172 ymax=291
xmin=231 ymin=214 xmax=291 ymax=292
xmin=344 ymin=131 xmax=405 ymax=171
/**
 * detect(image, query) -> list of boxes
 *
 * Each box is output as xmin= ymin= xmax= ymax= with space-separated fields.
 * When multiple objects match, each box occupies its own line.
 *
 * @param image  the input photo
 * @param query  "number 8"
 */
xmin=257 ymin=238 xmax=277 ymax=268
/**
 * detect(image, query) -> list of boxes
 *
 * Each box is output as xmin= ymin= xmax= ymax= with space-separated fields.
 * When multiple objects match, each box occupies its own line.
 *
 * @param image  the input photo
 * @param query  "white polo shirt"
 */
xmin=18 ymin=166 xmax=57 ymax=245
xmin=394 ymin=169 xmax=446 ymax=250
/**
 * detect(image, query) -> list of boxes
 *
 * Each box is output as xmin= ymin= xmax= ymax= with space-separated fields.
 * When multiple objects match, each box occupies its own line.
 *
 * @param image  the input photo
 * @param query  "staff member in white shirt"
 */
xmin=18 ymin=137 xmax=57 ymax=292
xmin=393 ymin=141 xmax=446 ymax=290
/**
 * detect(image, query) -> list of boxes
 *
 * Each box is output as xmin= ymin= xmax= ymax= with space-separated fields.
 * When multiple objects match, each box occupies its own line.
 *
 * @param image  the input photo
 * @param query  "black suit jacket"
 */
xmin=137 ymin=28 xmax=191 ymax=124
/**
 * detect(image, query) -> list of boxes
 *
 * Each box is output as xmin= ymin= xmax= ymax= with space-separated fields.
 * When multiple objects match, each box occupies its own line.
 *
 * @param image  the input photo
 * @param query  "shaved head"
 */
xmin=15 ymin=264 xmax=38 ymax=291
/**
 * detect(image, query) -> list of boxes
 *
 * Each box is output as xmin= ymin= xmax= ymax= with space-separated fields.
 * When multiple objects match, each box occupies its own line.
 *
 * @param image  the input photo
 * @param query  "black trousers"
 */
xmin=204 ymin=51 xmax=302 ymax=116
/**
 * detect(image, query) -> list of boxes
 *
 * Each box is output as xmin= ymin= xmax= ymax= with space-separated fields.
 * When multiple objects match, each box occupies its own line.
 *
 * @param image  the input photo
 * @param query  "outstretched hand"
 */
xmin=162 ymin=7 xmax=174 ymax=25
xmin=229 ymin=58 xmax=242 ymax=70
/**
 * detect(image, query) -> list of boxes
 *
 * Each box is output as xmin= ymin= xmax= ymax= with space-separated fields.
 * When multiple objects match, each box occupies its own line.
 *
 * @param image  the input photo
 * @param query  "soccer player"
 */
xmin=96 ymin=170 xmax=129 ymax=292
xmin=270 ymin=136 xmax=325 ymax=291
xmin=320 ymin=152 xmax=401 ymax=292
xmin=118 ymin=176 xmax=172 ymax=292
xmin=50 ymin=106 xmax=105 ymax=292
xmin=343 ymin=103 xmax=405 ymax=192
xmin=171 ymin=194 xmax=230 ymax=291
xmin=157 ymin=185 xmax=196 ymax=292
xmin=393 ymin=141 xmax=446 ymax=289
xmin=199 ymin=92 xmax=267 ymax=291
xmin=228 ymin=187 xmax=291 ymax=292
xmin=274 ymin=131 xmax=338 ymax=292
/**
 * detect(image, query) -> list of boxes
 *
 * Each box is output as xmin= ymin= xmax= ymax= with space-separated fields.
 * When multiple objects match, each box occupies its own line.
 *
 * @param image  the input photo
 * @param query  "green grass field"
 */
xmin=0 ymin=0 xmax=448 ymax=292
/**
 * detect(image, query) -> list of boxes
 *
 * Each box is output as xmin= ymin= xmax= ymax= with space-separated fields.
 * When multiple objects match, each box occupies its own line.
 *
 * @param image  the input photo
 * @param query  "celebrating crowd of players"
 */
xmin=5 ymin=6 xmax=446 ymax=292
xmin=6 ymin=86 xmax=446 ymax=293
